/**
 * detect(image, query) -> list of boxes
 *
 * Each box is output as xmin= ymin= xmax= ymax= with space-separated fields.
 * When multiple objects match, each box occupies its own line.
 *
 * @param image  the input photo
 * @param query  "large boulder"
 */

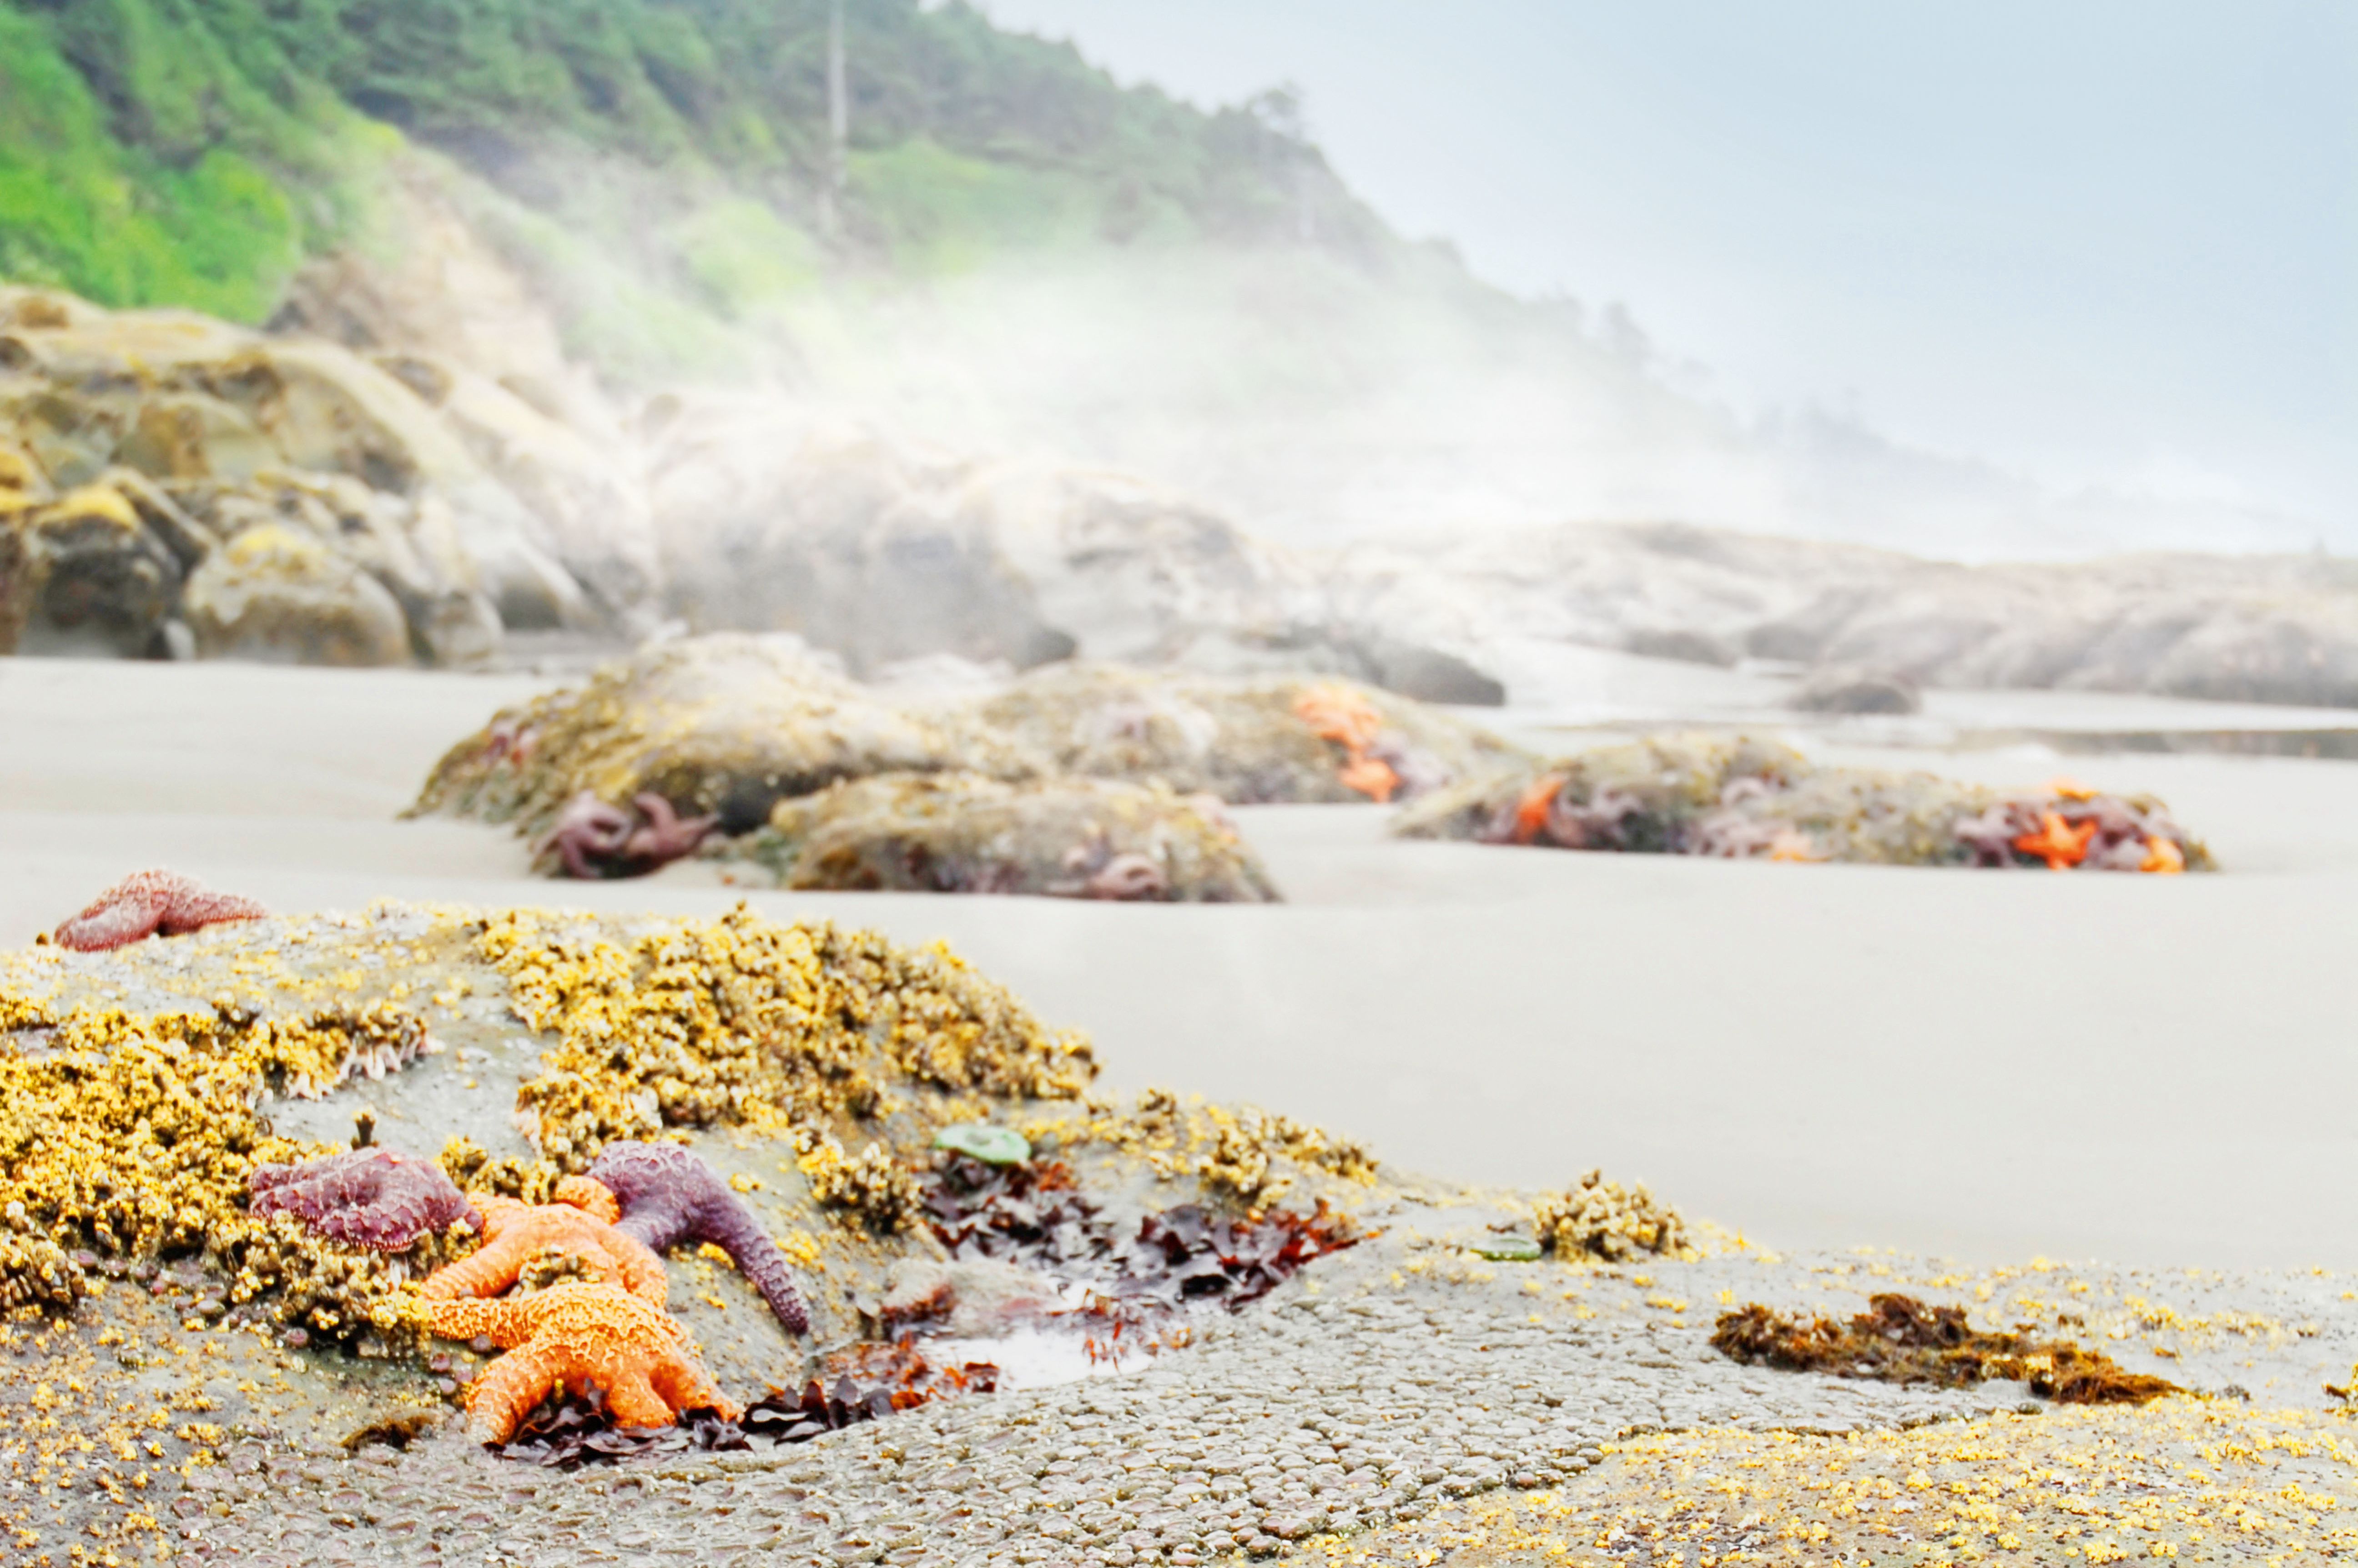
xmin=410 ymin=633 xmax=994 ymax=837
xmin=181 ymin=524 xmax=413 ymax=667
xmin=0 ymin=285 xmax=659 ymax=658
xmin=5 ymin=483 xmax=184 ymax=658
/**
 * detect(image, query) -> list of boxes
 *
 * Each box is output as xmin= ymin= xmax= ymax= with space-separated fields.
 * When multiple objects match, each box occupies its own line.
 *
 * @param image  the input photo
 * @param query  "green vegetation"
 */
xmin=0 ymin=0 xmax=1385 ymax=325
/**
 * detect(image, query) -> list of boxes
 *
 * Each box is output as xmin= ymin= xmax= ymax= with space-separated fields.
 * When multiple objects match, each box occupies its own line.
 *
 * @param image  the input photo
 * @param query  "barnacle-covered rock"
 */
xmin=1395 ymin=732 xmax=2215 ymax=870
xmin=410 ymin=633 xmax=987 ymax=837
xmin=796 ymin=1133 xmax=923 ymax=1235
xmin=965 ymin=663 xmax=1523 ymax=804
xmin=1534 ymin=1170 xmax=1693 ymax=1264
xmin=0 ymin=991 xmax=451 ymax=1346
xmin=724 ymin=771 xmax=1280 ymax=902
xmin=488 ymin=905 xmax=1096 ymax=1168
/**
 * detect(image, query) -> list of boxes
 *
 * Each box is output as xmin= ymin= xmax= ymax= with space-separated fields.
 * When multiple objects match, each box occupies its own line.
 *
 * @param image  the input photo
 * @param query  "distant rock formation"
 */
xmin=646 ymin=411 xmax=1503 ymax=704
xmin=0 ymin=285 xmax=655 ymax=663
xmin=1332 ymin=521 xmax=2358 ymax=709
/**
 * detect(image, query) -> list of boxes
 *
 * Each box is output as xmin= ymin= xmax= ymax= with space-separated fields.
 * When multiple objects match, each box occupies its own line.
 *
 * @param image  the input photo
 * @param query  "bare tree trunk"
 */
xmin=819 ymin=0 xmax=848 ymax=238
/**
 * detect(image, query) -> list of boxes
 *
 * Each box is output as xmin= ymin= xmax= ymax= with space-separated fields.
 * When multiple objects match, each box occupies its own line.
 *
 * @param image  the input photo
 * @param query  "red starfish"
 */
xmin=50 ymin=869 xmax=268 ymax=952
xmin=2013 ymin=813 xmax=2096 ymax=870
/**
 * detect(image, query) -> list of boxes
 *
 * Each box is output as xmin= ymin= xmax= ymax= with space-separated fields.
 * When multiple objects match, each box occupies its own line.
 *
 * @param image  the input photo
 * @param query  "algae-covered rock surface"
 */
xmin=963 ymin=663 xmax=1524 ymax=806
xmin=409 ymin=637 xmax=1524 ymax=892
xmin=0 ymin=902 xmax=2351 ymax=1567
xmin=1395 ymin=731 xmax=2215 ymax=871
xmin=722 ymin=772 xmax=1281 ymax=903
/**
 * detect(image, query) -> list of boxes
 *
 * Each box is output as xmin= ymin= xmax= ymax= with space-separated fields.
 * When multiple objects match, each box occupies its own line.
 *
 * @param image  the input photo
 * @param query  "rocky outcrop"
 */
xmin=0 ymin=285 xmax=657 ymax=664
xmin=1332 ymin=521 xmax=2358 ymax=709
xmin=181 ymin=524 xmax=413 ymax=667
xmin=647 ymin=413 xmax=1502 ymax=703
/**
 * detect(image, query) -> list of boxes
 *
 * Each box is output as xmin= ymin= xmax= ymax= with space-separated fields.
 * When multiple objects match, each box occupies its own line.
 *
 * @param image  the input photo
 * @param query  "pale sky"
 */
xmin=979 ymin=0 xmax=2357 ymax=538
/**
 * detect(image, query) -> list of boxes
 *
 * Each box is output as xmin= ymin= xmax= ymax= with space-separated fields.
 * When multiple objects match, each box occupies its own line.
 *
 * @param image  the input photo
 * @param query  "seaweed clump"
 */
xmin=922 ymin=1154 xmax=1361 ymax=1311
xmin=1533 ymin=1170 xmax=1693 ymax=1263
xmin=1712 ymin=1293 xmax=2184 ymax=1405
xmin=486 ymin=905 xmax=1096 ymax=1169
xmin=0 ymin=992 xmax=459 ymax=1344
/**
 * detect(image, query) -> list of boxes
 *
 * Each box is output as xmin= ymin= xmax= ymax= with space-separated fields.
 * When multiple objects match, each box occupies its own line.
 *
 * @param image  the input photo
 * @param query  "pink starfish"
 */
xmin=50 ymin=869 xmax=269 ymax=952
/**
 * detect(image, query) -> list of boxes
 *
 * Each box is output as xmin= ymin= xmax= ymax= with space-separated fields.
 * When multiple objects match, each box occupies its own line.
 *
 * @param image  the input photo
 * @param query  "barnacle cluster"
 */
xmin=1532 ymin=1169 xmax=1694 ymax=1263
xmin=484 ymin=905 xmax=1096 ymax=1169
xmin=1073 ymin=1088 xmax=1377 ymax=1207
xmin=0 ymin=1232 xmax=88 ymax=1315
xmin=796 ymin=1131 xmax=924 ymax=1234
xmin=438 ymin=1136 xmax=564 ymax=1205
xmin=0 ymin=989 xmax=452 ymax=1343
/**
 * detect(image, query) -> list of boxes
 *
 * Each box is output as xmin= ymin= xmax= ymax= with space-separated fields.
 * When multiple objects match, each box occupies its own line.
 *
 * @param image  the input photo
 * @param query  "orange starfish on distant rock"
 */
xmin=425 ymin=1282 xmax=736 ymax=1443
xmin=1294 ymin=685 xmax=1400 ymax=802
xmin=1511 ymin=772 xmax=1567 ymax=844
xmin=418 ymin=1191 xmax=666 ymax=1306
xmin=2139 ymin=836 xmax=2185 ymax=874
xmin=2013 ymin=812 xmax=2097 ymax=870
xmin=2044 ymin=776 xmax=2100 ymax=802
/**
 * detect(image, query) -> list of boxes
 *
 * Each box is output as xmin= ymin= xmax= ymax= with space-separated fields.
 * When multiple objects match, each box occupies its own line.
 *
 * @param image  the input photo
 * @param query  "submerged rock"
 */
xmin=721 ymin=771 xmax=1281 ymax=902
xmin=962 ymin=662 xmax=1524 ymax=804
xmin=1394 ymin=731 xmax=2213 ymax=870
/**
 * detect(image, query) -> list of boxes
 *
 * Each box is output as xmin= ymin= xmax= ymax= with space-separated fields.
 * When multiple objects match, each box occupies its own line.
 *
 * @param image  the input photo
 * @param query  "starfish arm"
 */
xmin=553 ymin=1175 xmax=621 ymax=1224
xmin=597 ymin=1367 xmax=677 ymax=1431
xmin=462 ymin=1344 xmax=559 ymax=1443
xmin=649 ymin=1347 xmax=737 ymax=1421
xmin=425 ymin=1294 xmax=533 ymax=1347
xmin=418 ymin=1234 xmax=526 ymax=1300
xmin=54 ymin=896 xmax=167 ymax=952
xmin=705 ymin=1206 xmax=811 ymax=1336
xmin=612 ymin=1231 xmax=671 ymax=1307
xmin=154 ymin=891 xmax=268 ymax=935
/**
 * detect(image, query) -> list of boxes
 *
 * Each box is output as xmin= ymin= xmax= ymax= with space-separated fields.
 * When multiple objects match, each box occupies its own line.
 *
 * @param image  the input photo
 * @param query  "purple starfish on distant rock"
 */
xmin=249 ymin=1147 xmax=482 ymax=1251
xmin=537 ymin=791 xmax=719 ymax=879
xmin=582 ymin=1141 xmax=810 ymax=1335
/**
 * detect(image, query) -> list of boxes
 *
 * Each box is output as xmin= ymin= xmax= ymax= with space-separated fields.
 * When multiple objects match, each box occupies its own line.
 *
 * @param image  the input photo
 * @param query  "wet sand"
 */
xmin=4 ymin=655 xmax=2354 ymax=1270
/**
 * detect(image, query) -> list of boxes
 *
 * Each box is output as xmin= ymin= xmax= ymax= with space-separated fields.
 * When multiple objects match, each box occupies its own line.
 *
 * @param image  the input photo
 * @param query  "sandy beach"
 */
xmin=5 ymin=654 xmax=2351 ymax=1271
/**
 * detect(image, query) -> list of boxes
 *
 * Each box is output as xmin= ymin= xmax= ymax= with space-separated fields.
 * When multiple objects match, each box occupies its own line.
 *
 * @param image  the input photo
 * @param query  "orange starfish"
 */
xmin=1294 ymin=685 xmax=1399 ymax=801
xmin=418 ymin=1191 xmax=666 ymax=1306
xmin=1510 ymin=772 xmax=1567 ymax=843
xmin=2013 ymin=812 xmax=2096 ymax=870
xmin=426 ymin=1282 xmax=737 ymax=1443
xmin=2140 ymin=836 xmax=2186 ymax=874
xmin=2044 ymin=776 xmax=2100 ymax=802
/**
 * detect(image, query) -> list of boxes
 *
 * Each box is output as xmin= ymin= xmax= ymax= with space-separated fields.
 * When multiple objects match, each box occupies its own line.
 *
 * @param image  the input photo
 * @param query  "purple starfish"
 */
xmin=249 ymin=1148 xmax=482 ymax=1251
xmin=584 ymin=1141 xmax=811 ymax=1336
xmin=538 ymin=791 xmax=719 ymax=879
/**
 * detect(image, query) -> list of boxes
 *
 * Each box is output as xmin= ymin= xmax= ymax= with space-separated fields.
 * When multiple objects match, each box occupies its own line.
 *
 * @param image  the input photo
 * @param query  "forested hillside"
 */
xmin=0 ymin=0 xmax=1381 ymax=324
